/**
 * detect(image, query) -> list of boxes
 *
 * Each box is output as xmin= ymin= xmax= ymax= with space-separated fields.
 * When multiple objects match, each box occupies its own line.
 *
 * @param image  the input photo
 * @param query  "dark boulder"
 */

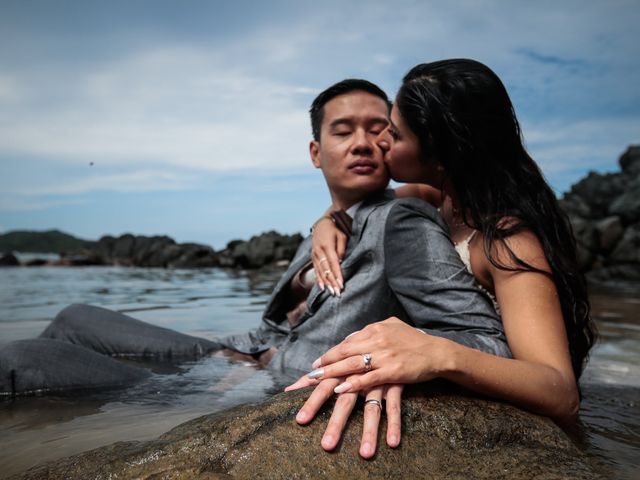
xmin=565 ymin=171 xmax=627 ymax=219
xmin=218 ymin=231 xmax=303 ymax=269
xmin=0 ymin=252 xmax=19 ymax=266
xmin=15 ymin=387 xmax=598 ymax=479
xmin=562 ymin=145 xmax=640 ymax=285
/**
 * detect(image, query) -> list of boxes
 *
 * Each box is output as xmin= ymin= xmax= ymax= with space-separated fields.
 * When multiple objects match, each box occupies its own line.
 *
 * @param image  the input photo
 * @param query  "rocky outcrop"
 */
xmin=87 ymin=231 xmax=303 ymax=269
xmin=1 ymin=231 xmax=305 ymax=269
xmin=0 ymin=252 xmax=19 ymax=266
xmin=217 ymin=230 xmax=304 ymax=269
xmin=560 ymin=145 xmax=640 ymax=284
xmin=91 ymin=234 xmax=219 ymax=268
xmin=15 ymin=387 xmax=598 ymax=479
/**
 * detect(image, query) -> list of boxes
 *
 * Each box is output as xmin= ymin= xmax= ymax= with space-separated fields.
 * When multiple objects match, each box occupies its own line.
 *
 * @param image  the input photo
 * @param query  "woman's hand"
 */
xmin=288 ymin=375 xmax=403 ymax=458
xmin=311 ymin=215 xmax=347 ymax=295
xmin=304 ymin=317 xmax=455 ymax=393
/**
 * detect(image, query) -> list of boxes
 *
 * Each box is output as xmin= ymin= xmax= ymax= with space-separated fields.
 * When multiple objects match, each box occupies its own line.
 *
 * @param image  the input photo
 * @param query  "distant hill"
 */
xmin=0 ymin=229 xmax=93 ymax=254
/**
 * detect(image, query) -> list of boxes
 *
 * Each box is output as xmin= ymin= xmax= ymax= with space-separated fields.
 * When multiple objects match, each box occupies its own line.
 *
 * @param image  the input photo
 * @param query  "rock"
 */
xmin=568 ymin=216 xmax=598 ymax=269
xmin=609 ymin=223 xmax=640 ymax=264
xmin=24 ymin=258 xmax=49 ymax=267
xmin=558 ymin=195 xmax=591 ymax=219
xmin=168 ymin=243 xmax=218 ymax=268
xmin=111 ymin=233 xmax=136 ymax=265
xmin=218 ymin=231 xmax=303 ymax=269
xmin=609 ymin=176 xmax=640 ymax=224
xmin=594 ymin=216 xmax=624 ymax=252
xmin=0 ymin=252 xmax=19 ymax=266
xmin=564 ymin=171 xmax=627 ymax=219
xmin=619 ymin=145 xmax=640 ymax=175
xmin=560 ymin=145 xmax=640 ymax=285
xmin=16 ymin=387 xmax=598 ymax=479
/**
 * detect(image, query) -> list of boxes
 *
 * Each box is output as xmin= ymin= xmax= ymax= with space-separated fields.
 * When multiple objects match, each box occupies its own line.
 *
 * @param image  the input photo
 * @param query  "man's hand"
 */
xmin=287 ymin=375 xmax=403 ymax=458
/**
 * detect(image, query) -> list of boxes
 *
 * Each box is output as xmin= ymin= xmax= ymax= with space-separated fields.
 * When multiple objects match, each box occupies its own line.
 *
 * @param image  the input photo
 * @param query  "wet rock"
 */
xmin=24 ymin=258 xmax=49 ymax=267
xmin=89 ymin=234 xmax=218 ymax=268
xmin=564 ymin=171 xmax=627 ymax=219
xmin=594 ymin=216 xmax=624 ymax=252
xmin=609 ymin=224 xmax=640 ymax=264
xmin=619 ymin=145 xmax=640 ymax=175
xmin=16 ymin=387 xmax=598 ymax=480
xmin=217 ymin=231 xmax=303 ymax=269
xmin=568 ymin=216 xmax=598 ymax=270
xmin=609 ymin=177 xmax=640 ymax=224
xmin=0 ymin=252 xmax=19 ymax=266
xmin=561 ymin=145 xmax=640 ymax=285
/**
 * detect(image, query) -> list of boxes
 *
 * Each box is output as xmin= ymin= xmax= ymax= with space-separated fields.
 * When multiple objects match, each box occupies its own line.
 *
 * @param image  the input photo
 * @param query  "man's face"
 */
xmin=310 ymin=91 xmax=390 ymax=208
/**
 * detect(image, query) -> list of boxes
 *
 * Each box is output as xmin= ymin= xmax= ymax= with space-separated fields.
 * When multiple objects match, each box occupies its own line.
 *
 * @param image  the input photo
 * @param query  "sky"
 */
xmin=0 ymin=0 xmax=638 ymax=249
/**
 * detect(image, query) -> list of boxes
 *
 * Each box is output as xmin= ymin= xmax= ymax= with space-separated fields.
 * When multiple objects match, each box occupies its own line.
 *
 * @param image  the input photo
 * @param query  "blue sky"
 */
xmin=0 ymin=0 xmax=638 ymax=248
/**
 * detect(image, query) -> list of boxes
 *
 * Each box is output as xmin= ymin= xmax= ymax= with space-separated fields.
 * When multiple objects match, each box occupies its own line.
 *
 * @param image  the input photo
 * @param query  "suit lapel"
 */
xmin=264 ymin=189 xmax=394 ymax=329
xmin=345 ymin=189 xmax=395 ymax=258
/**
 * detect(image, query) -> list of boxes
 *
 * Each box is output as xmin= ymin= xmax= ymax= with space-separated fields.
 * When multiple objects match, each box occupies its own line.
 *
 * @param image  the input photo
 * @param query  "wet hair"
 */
xmin=396 ymin=59 xmax=595 ymax=379
xmin=309 ymin=79 xmax=390 ymax=141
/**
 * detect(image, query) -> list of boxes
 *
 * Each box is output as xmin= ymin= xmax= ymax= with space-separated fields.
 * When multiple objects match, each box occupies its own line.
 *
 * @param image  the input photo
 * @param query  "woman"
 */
xmin=286 ymin=59 xmax=596 ymax=458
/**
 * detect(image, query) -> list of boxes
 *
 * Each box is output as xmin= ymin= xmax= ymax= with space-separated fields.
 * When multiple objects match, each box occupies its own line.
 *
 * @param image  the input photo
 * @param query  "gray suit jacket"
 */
xmin=219 ymin=190 xmax=511 ymax=375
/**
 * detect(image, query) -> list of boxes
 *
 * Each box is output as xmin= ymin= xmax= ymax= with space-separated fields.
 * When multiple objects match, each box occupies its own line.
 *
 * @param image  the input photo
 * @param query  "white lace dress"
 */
xmin=453 ymin=230 xmax=501 ymax=314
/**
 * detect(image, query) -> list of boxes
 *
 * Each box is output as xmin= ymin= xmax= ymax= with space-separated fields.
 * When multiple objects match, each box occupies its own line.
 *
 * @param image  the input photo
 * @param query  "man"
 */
xmin=216 ymin=79 xmax=509 ymax=376
xmin=0 ymin=80 xmax=508 ymax=395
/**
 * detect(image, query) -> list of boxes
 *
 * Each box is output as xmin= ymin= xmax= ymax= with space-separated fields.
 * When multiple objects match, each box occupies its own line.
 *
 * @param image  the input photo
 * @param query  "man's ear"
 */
xmin=309 ymin=140 xmax=321 ymax=168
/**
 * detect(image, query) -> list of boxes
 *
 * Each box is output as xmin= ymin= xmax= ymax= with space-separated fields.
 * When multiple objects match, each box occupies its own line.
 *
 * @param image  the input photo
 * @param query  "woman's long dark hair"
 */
xmin=396 ymin=59 xmax=595 ymax=379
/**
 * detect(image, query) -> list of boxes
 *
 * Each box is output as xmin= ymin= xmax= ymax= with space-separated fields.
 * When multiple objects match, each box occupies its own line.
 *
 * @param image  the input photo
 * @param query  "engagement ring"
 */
xmin=362 ymin=353 xmax=372 ymax=371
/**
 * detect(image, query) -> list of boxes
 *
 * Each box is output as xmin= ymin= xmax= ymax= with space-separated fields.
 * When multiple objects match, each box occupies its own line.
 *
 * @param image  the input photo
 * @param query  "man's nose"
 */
xmin=351 ymin=129 xmax=374 ymax=154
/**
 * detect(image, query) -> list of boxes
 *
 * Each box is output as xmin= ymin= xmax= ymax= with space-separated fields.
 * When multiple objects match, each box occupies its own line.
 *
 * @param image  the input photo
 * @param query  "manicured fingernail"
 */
xmin=319 ymin=283 xmax=325 ymax=291
xmin=296 ymin=410 xmax=307 ymax=423
xmin=338 ymin=279 xmax=344 ymax=289
xmin=328 ymin=286 xmax=335 ymax=296
xmin=334 ymin=382 xmax=352 ymax=394
xmin=335 ymin=288 xmax=341 ymax=298
xmin=307 ymin=368 xmax=324 ymax=379
xmin=362 ymin=442 xmax=374 ymax=457
xmin=312 ymin=357 xmax=322 ymax=368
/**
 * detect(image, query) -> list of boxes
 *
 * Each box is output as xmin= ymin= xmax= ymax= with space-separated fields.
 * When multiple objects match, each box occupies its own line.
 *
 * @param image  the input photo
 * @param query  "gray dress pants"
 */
xmin=0 ymin=304 xmax=221 ymax=395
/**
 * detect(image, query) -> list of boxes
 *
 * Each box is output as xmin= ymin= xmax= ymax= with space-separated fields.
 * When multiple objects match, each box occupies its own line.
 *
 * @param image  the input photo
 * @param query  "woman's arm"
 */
xmin=297 ymin=229 xmax=579 ymax=419
xmin=394 ymin=183 xmax=441 ymax=205
xmin=310 ymin=184 xmax=440 ymax=296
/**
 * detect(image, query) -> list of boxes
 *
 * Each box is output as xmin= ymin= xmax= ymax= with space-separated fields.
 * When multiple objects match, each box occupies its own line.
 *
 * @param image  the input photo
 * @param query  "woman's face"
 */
xmin=380 ymin=104 xmax=443 ymax=186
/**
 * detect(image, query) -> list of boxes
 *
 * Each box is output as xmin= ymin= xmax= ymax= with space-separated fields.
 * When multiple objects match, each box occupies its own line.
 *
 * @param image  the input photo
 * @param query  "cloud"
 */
xmin=0 ymin=0 xmax=638 ymax=213
xmin=0 ymin=196 xmax=87 ymax=212
xmin=0 ymin=45 xmax=314 ymax=173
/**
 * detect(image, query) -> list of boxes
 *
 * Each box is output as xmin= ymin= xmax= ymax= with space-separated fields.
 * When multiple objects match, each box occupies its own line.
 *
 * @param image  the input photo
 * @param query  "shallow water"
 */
xmin=0 ymin=266 xmax=638 ymax=478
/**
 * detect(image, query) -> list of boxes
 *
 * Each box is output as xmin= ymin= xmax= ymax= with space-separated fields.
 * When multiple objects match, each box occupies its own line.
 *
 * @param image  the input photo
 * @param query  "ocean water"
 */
xmin=0 ymin=265 xmax=638 ymax=478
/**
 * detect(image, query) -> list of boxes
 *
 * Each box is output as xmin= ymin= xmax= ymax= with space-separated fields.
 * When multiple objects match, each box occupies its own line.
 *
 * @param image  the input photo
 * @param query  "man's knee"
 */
xmin=40 ymin=304 xmax=101 ymax=339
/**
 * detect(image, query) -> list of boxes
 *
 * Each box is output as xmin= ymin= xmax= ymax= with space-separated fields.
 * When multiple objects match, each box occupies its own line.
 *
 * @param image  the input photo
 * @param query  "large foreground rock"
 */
xmin=16 ymin=387 xmax=598 ymax=479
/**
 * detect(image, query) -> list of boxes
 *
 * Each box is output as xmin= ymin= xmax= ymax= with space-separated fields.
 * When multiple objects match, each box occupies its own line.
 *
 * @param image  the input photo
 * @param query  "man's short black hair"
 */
xmin=309 ymin=79 xmax=390 ymax=141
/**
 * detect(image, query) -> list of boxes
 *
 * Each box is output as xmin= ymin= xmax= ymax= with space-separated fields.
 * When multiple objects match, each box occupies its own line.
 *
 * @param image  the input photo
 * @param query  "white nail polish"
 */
xmin=334 ymin=382 xmax=352 ymax=394
xmin=307 ymin=368 xmax=324 ymax=379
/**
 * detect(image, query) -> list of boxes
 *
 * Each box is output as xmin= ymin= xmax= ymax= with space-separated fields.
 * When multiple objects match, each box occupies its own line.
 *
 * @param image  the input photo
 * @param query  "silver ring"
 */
xmin=365 ymin=399 xmax=382 ymax=411
xmin=362 ymin=353 xmax=372 ymax=371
